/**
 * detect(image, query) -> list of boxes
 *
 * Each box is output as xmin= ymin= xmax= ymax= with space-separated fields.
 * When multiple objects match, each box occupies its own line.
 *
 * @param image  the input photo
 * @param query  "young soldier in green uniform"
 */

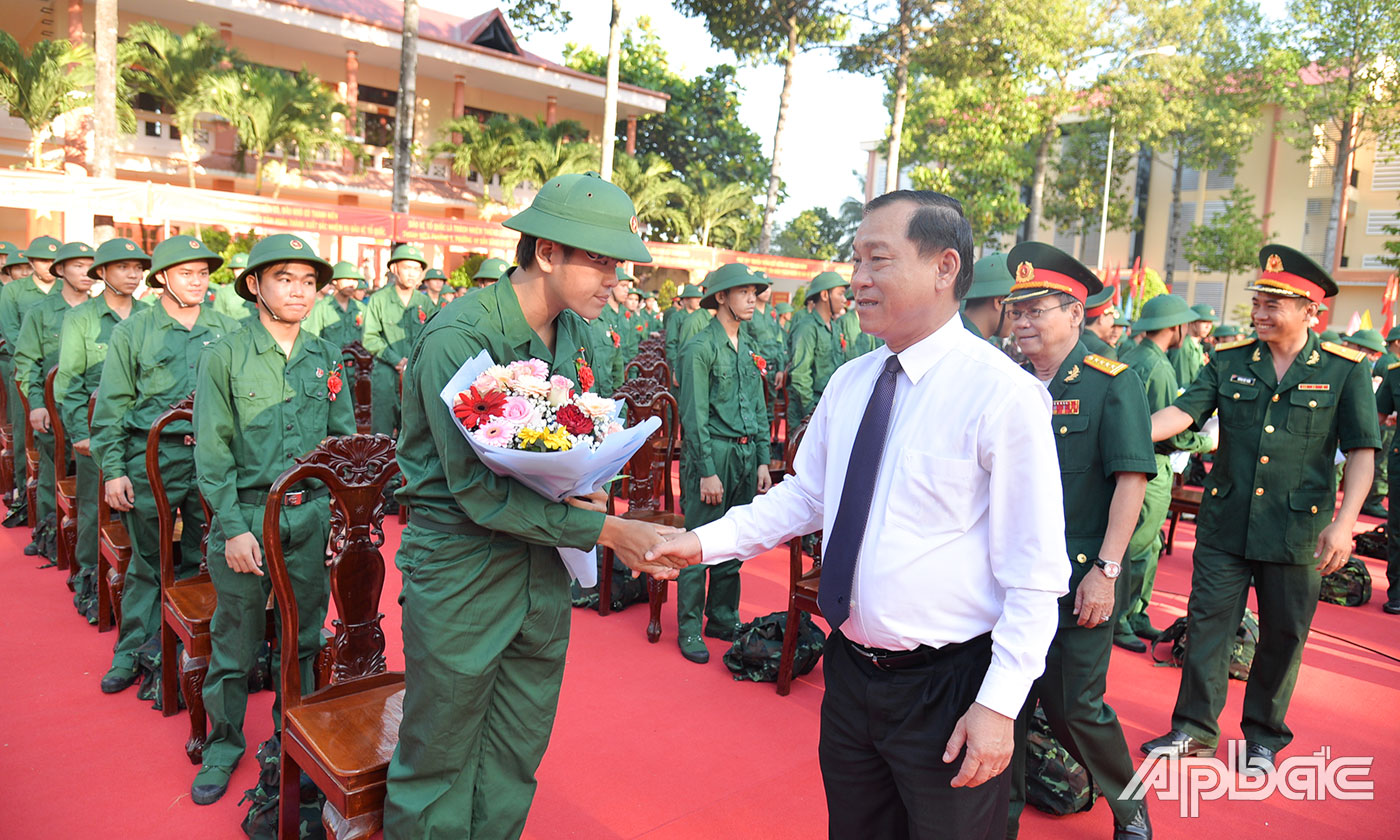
xmin=213 ymin=252 xmax=258 ymax=321
xmin=1375 ymin=355 xmax=1400 ymax=614
xmin=1375 ymin=327 xmax=1400 ymax=374
xmin=774 ymin=300 xmax=794 ymax=332
xmin=0 ymin=243 xmax=30 ymax=514
xmin=1211 ymin=323 xmax=1241 ymax=342
xmin=361 ymin=244 xmax=432 ymax=437
xmin=1114 ymin=295 xmax=1216 ymax=653
xmin=1341 ymin=328 xmax=1390 ymax=517
xmin=303 ymin=261 xmax=365 ymax=350
xmin=1167 ymin=303 xmax=1216 ymax=387
xmin=959 ymin=252 xmax=1014 ymax=342
xmin=55 ymin=238 xmax=148 ymax=619
xmin=1081 ymin=286 xmax=1121 ymax=360
xmin=1142 ymin=245 xmax=1380 ymax=775
xmin=1002 ymin=242 xmax=1154 ymax=840
xmin=674 ymin=278 xmax=714 ymax=355
xmin=473 ymin=256 xmax=508 ymax=287
xmin=190 ymin=234 xmax=354 ymax=805
xmin=787 ymin=271 xmax=849 ymax=423
xmin=746 ymin=283 xmax=790 ymax=464
xmin=422 ymin=266 xmax=448 ymax=311
xmin=383 ymin=172 xmax=685 ymax=838
xmin=91 ymin=235 xmax=241 ymax=695
xmin=588 ymin=303 xmax=624 ymax=398
xmin=664 ymin=283 xmax=703 ymax=368
xmin=675 ymin=263 xmax=773 ymax=664
xmin=619 ymin=270 xmax=650 ymax=360
xmin=14 ymin=241 xmax=96 ymax=559
xmin=599 ymin=266 xmax=633 ymax=361
xmin=0 ymin=236 xmax=61 ymax=519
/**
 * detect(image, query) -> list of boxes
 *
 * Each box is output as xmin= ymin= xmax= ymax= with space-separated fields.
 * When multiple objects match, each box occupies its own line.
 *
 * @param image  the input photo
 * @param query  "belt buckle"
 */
xmin=850 ymin=642 xmax=888 ymax=670
xmin=284 ymin=490 xmax=306 ymax=506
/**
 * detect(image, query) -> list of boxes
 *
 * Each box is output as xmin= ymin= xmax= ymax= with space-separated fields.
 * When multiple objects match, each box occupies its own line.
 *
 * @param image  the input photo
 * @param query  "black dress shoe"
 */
xmin=1113 ymin=633 xmax=1147 ymax=653
xmin=1242 ymin=742 xmax=1277 ymax=776
xmin=100 ymin=666 xmax=140 ymax=694
xmin=1114 ymin=804 xmax=1151 ymax=839
xmin=1383 ymin=599 xmax=1400 ymax=615
xmin=1140 ymin=729 xmax=1214 ymax=758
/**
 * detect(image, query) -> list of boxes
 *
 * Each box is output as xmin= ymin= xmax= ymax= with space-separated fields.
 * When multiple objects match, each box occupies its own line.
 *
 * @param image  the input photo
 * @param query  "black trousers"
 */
xmin=820 ymin=630 xmax=1009 ymax=840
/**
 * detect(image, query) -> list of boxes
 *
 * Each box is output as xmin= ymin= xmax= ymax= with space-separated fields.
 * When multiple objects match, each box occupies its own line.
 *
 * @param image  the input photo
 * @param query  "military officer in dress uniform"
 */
xmin=1168 ymin=303 xmax=1217 ymax=387
xmin=361 ymin=244 xmax=432 ymax=437
xmin=1002 ymin=242 xmax=1154 ymax=840
xmin=675 ymin=263 xmax=773 ymax=664
xmin=1114 ymin=295 xmax=1216 ymax=653
xmin=189 ymin=234 xmax=354 ymax=806
xmin=0 ymin=236 xmax=62 ymax=521
xmin=473 ymin=256 xmax=509 ymax=287
xmin=55 ymin=238 xmax=148 ymax=619
xmin=787 ymin=271 xmax=850 ymax=423
xmin=1375 ymin=353 xmax=1400 ymax=614
xmin=383 ymin=172 xmax=683 ymax=838
xmin=960 ymin=252 xmax=1015 ymax=342
xmin=1081 ymin=286 xmax=1122 ymax=360
xmin=1141 ymin=245 xmax=1380 ymax=775
xmin=91 ymin=235 xmax=241 ymax=695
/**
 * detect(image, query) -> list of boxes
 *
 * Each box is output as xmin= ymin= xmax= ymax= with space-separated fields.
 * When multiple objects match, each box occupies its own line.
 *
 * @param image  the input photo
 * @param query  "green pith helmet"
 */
xmin=966 ymin=253 xmax=1014 ymax=300
xmin=87 ymin=238 xmax=151 ymax=279
xmin=807 ymin=271 xmax=850 ymax=299
xmin=1004 ymin=241 xmax=1102 ymax=304
xmin=424 ymin=267 xmax=447 ymax=282
xmin=503 ymin=171 xmax=652 ymax=263
xmin=1131 ymin=294 xmax=1197 ymax=332
xmin=330 ymin=260 xmax=364 ymax=282
xmin=228 ymin=252 xmax=249 ymax=271
xmin=3 ymin=241 xmax=28 ymax=268
xmin=1191 ymin=303 xmax=1220 ymax=323
xmin=1211 ymin=324 xmax=1241 ymax=339
xmin=1386 ymin=326 xmax=1400 ymax=343
xmin=474 ymin=257 xmax=508 ymax=281
xmin=701 ymin=263 xmax=768 ymax=310
xmin=235 ymin=233 xmax=332 ymax=301
xmin=616 ymin=265 xmax=636 ymax=283
xmin=147 ymin=235 xmax=224 ymax=287
xmin=1318 ymin=329 xmax=1342 ymax=343
xmin=0 ymin=241 xmax=15 ymax=262
xmin=388 ymin=243 xmax=427 ymax=268
xmin=356 ymin=279 xmax=370 ymax=291
xmin=50 ymin=241 xmax=95 ymax=272
xmin=23 ymin=235 xmax=61 ymax=261
xmin=1114 ymin=313 xmax=1132 ymax=327
xmin=677 ymin=284 xmax=704 ymax=299
xmin=1343 ymin=328 xmax=1385 ymax=354
xmin=775 ymin=302 xmax=794 ymax=315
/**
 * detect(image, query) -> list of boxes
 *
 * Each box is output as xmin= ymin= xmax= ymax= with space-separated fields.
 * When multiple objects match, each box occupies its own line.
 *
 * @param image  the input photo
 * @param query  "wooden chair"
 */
xmin=96 ymin=393 xmax=133 ymax=634
xmin=762 ymin=378 xmax=790 ymax=480
xmin=777 ymin=422 xmax=821 ymax=696
xmin=595 ymin=376 xmax=684 ymax=642
xmin=45 ymin=366 xmax=77 ymax=582
xmin=341 ymin=340 xmax=374 ymax=436
xmin=264 ymin=434 xmax=403 ymax=840
xmin=0 ymin=355 xmax=13 ymax=499
xmin=1165 ymin=472 xmax=1203 ymax=555
xmin=15 ymin=387 xmax=39 ymax=529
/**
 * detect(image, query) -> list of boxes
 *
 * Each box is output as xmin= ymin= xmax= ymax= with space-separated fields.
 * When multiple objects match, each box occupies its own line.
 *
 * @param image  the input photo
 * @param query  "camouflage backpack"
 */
xmin=1319 ymin=557 xmax=1372 ymax=607
xmin=1025 ymin=704 xmax=1098 ymax=816
xmin=722 ymin=611 xmax=826 ymax=683
xmin=240 ymin=735 xmax=327 ymax=840
xmin=569 ymin=556 xmax=649 ymax=612
xmin=1152 ymin=607 xmax=1259 ymax=681
xmin=1353 ymin=526 xmax=1386 ymax=560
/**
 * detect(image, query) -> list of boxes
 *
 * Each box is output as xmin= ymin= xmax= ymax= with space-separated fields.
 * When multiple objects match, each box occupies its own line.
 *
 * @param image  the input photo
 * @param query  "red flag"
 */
xmin=1383 ymin=272 xmax=1399 ymax=333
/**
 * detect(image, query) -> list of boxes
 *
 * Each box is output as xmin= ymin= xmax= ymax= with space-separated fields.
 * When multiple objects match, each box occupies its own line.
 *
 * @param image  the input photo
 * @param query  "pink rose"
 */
xmin=549 ymin=374 xmax=574 ymax=394
xmin=471 ymin=372 xmax=500 ymax=393
xmin=499 ymin=396 xmax=535 ymax=425
xmin=604 ymin=422 xmax=624 ymax=436
xmin=509 ymin=359 xmax=550 ymax=380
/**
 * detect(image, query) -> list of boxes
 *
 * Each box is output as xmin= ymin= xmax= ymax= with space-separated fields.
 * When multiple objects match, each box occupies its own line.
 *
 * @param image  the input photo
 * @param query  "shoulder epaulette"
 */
xmin=1083 ymin=353 xmax=1128 ymax=376
xmin=1388 ymin=361 xmax=1400 ymax=371
xmin=1213 ymin=337 xmax=1256 ymax=352
xmin=1321 ymin=341 xmax=1367 ymax=363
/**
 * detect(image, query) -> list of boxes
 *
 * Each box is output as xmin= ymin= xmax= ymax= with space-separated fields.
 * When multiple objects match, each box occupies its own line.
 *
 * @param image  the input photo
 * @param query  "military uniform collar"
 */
xmin=959 ymin=310 xmax=985 ymax=340
xmin=1249 ymin=330 xmax=1321 ymax=391
xmin=896 ymin=310 xmax=963 ymax=386
xmin=248 ymin=316 xmax=315 ymax=362
xmin=487 ymin=277 xmax=556 ymax=363
xmin=704 ymin=313 xmax=744 ymax=353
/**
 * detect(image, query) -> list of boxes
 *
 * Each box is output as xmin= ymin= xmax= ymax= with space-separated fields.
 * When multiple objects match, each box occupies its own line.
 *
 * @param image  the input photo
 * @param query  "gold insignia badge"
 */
xmin=1252 ymin=346 xmax=1261 ymax=362
xmin=1016 ymin=261 xmax=1035 ymax=283
xmin=1307 ymin=350 xmax=1319 ymax=366
xmin=1265 ymin=253 xmax=1284 ymax=273
xmin=1065 ymin=364 xmax=1080 ymax=383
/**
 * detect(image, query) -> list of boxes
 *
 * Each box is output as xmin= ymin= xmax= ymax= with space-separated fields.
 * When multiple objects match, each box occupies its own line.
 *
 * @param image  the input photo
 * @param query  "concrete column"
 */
xmin=545 ymin=96 xmax=557 ymax=127
xmin=343 ymin=50 xmax=359 ymax=173
xmin=214 ymin=23 xmax=236 ymax=159
xmin=626 ymin=115 xmax=637 ymax=156
xmin=68 ymin=0 xmax=84 ymax=44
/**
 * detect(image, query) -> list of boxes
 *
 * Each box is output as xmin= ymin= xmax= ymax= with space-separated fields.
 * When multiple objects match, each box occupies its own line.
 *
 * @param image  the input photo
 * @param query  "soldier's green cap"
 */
xmin=356 ymin=279 xmax=370 ymax=291
xmin=235 ymin=233 xmax=332 ymax=301
xmin=1319 ymin=329 xmax=1342 ymax=343
xmin=1211 ymin=324 xmax=1241 ymax=339
xmin=753 ymin=270 xmax=768 ymax=282
xmin=424 ymin=267 xmax=447 ymax=281
xmin=807 ymin=271 xmax=849 ymax=298
xmin=1248 ymin=244 xmax=1336 ymax=301
xmin=776 ymin=302 xmax=794 ymax=315
xmin=616 ymin=265 xmax=636 ymax=283
xmin=2 ymin=240 xmax=27 ymax=268
xmin=228 ymin=252 xmax=249 ymax=270
xmin=474 ymin=257 xmax=509 ymax=281
xmin=1386 ymin=326 xmax=1400 ymax=343
xmin=1131 ymin=293 xmax=1197 ymax=332
xmin=330 ymin=261 xmax=363 ymax=281
xmin=147 ymin=235 xmax=224 ymax=287
xmin=388 ymin=243 xmax=427 ymax=268
xmin=23 ymin=235 xmax=61 ymax=260
xmin=50 ymin=241 xmax=95 ymax=271
xmin=1004 ymin=241 xmax=1102 ymax=304
xmin=1113 ymin=312 xmax=1132 ymax=327
xmin=1191 ymin=303 xmax=1220 ymax=323
xmin=1085 ymin=286 xmax=1119 ymax=318
xmin=1343 ymin=328 xmax=1385 ymax=354
xmin=1319 ymin=301 xmax=1329 ymax=312
xmin=503 ymin=171 xmax=652 ymax=263
xmin=87 ymin=238 xmax=151 ymax=279
xmin=677 ymin=284 xmax=704 ymax=299
xmin=966 ymin=253 xmax=1015 ymax=300
xmin=0 ymin=241 xmax=15 ymax=260
xmin=638 ymin=289 xmax=655 ymax=300
xmin=702 ymin=263 xmax=768 ymax=310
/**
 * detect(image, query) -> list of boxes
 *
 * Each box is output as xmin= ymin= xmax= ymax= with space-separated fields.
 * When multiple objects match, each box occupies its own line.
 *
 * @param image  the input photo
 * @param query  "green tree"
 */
xmin=517 ymin=117 xmax=599 ymax=184
xmin=775 ymin=207 xmax=845 ymax=260
xmin=675 ymin=0 xmax=849 ymax=252
xmin=202 ymin=228 xmax=258 ymax=285
xmin=1181 ymin=185 xmax=1272 ymax=316
xmin=1375 ymin=209 xmax=1400 ymax=272
xmin=1041 ymin=119 xmax=1139 ymax=253
xmin=657 ymin=279 xmax=678 ymax=309
xmin=505 ymin=0 xmax=573 ymax=33
xmin=204 ymin=65 xmax=354 ymax=195
xmin=428 ymin=114 xmax=531 ymax=216
xmin=609 ymin=153 xmax=691 ymax=239
xmin=680 ymin=169 xmax=760 ymax=248
xmin=0 ymin=35 xmax=94 ymax=168
xmin=123 ymin=22 xmax=239 ymax=189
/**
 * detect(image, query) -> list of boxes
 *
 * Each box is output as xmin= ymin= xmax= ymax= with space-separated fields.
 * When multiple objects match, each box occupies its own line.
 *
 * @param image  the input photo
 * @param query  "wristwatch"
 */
xmin=1094 ymin=557 xmax=1122 ymax=579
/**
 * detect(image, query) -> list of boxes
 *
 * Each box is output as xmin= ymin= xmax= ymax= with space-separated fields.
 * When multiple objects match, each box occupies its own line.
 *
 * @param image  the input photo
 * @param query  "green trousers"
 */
xmin=110 ymin=442 xmax=205 ymax=670
xmin=370 ymin=363 xmax=402 ymax=437
xmin=678 ymin=438 xmax=759 ymax=636
xmin=1007 ymin=619 xmax=1143 ymax=835
xmin=1369 ymin=426 xmax=1393 ymax=507
xmin=1171 ymin=544 xmax=1321 ymax=751
xmin=34 ymin=426 xmax=55 ymax=524
xmin=5 ymin=367 xmax=23 ymax=496
xmin=75 ymin=451 xmax=99 ymax=571
xmin=201 ymin=503 xmax=329 ymax=771
xmin=384 ymin=527 xmax=571 ymax=840
xmin=1118 ymin=453 xmax=1172 ymax=637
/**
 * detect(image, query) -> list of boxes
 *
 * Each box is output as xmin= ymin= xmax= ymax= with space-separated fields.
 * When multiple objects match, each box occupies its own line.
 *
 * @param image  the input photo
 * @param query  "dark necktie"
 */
xmin=819 ymin=354 xmax=902 ymax=629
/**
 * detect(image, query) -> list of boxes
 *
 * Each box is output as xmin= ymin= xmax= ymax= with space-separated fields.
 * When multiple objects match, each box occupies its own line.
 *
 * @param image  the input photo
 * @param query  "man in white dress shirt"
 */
xmin=647 ymin=190 xmax=1067 ymax=840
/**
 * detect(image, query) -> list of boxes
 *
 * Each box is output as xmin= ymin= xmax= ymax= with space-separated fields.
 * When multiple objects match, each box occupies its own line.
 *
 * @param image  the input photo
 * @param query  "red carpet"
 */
xmin=1 ymin=507 xmax=1398 ymax=839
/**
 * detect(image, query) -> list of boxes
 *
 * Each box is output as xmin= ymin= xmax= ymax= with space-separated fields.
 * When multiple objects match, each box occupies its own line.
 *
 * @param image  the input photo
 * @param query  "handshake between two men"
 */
xmin=567 ymin=490 xmax=704 ymax=580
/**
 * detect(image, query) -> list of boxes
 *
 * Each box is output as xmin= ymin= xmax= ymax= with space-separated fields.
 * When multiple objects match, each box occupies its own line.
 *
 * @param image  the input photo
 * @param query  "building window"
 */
xmin=1372 ymin=153 xmax=1400 ymax=191
xmin=1180 ymin=165 xmax=1200 ymax=192
xmin=1174 ymin=201 xmax=1197 ymax=270
xmin=363 ymin=112 xmax=395 ymax=148
xmin=1366 ymin=210 xmax=1399 ymax=236
xmin=134 ymin=92 xmax=178 ymax=140
xmin=1193 ymin=281 xmax=1225 ymax=313
xmin=1303 ymin=198 xmax=1331 ymax=261
xmin=1204 ymin=166 xmax=1235 ymax=191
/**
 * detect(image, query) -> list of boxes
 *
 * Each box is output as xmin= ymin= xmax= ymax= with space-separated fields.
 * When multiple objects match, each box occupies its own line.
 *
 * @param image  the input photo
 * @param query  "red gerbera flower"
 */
xmin=751 ymin=352 xmax=767 ymax=376
xmin=609 ymin=329 xmax=620 ymax=348
xmin=453 ymin=386 xmax=507 ymax=428
xmin=575 ymin=350 xmax=595 ymax=392
xmin=327 ymin=366 xmax=344 ymax=401
xmin=556 ymin=403 xmax=595 ymax=436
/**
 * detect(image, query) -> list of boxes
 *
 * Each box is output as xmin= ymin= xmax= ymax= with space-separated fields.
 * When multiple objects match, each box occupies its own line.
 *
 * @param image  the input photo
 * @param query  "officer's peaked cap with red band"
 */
xmin=1003 ymin=241 xmax=1103 ymax=305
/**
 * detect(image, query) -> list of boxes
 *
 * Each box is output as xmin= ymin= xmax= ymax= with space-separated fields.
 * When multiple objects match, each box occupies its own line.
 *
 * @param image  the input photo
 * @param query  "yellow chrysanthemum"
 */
xmin=542 ymin=428 xmax=573 ymax=451
xmin=517 ymin=427 xmax=547 ymax=448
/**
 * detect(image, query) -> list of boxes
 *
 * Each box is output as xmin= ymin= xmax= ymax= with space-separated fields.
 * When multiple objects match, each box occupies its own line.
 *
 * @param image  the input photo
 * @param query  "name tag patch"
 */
xmin=1229 ymin=374 xmax=1256 ymax=385
xmin=1298 ymin=383 xmax=1330 ymax=391
xmin=1052 ymin=400 xmax=1080 ymax=415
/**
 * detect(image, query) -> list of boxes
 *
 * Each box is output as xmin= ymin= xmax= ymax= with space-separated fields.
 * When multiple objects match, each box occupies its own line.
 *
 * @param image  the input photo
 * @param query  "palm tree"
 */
xmin=428 ymin=114 xmax=532 ymax=215
xmin=609 ymin=154 xmax=690 ymax=239
xmin=517 ymin=117 xmax=598 ymax=186
xmin=0 ymin=34 xmax=94 ymax=168
xmin=681 ymin=169 xmax=758 ymax=248
xmin=123 ymin=22 xmax=238 ymax=189
xmin=204 ymin=65 xmax=354 ymax=195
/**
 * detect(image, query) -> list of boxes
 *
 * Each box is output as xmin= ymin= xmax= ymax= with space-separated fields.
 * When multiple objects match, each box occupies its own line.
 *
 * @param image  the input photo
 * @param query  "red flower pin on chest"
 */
xmin=355 ymin=314 xmax=363 ymax=327
xmin=750 ymin=352 xmax=767 ymax=376
xmin=609 ymin=329 xmax=620 ymax=348
xmin=839 ymin=333 xmax=848 ymax=352
xmin=417 ymin=307 xmax=427 ymax=323
xmin=327 ymin=365 xmax=344 ymax=401
xmin=575 ymin=348 xmax=595 ymax=392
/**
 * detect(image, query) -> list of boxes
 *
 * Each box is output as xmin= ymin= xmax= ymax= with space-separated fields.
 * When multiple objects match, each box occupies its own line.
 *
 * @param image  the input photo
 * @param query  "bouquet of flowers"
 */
xmin=439 ymin=350 xmax=661 ymax=586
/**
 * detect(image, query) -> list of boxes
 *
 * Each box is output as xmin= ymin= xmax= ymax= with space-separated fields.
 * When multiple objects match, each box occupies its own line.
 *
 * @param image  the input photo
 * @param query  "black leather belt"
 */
xmin=846 ymin=632 xmax=992 ymax=671
xmin=236 ymin=486 xmax=329 ymax=507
